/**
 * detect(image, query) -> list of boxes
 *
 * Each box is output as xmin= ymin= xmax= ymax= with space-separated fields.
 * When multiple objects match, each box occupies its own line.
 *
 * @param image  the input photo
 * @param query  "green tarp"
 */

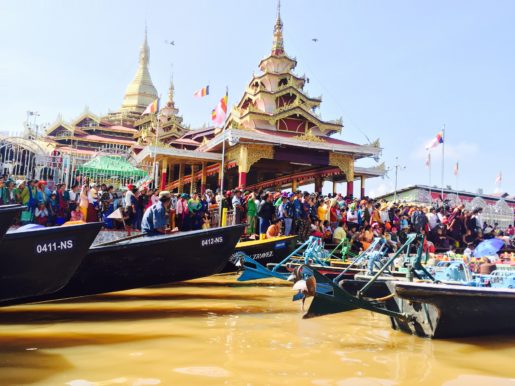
xmin=76 ymin=156 xmax=148 ymax=178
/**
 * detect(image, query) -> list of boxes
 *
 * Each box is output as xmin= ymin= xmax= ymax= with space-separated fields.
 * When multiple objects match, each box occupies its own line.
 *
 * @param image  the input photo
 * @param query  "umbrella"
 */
xmin=473 ymin=238 xmax=505 ymax=257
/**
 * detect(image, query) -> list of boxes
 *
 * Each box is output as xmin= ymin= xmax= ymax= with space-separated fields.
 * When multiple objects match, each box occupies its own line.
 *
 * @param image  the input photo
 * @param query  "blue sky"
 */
xmin=1 ymin=0 xmax=513 ymax=196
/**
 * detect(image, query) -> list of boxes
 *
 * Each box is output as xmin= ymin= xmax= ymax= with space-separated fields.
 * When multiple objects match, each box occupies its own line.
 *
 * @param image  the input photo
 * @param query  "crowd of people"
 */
xmin=223 ymin=189 xmax=514 ymax=255
xmin=1 ymin=175 xmax=513 ymax=256
xmin=0 ymin=176 xmax=157 ymax=228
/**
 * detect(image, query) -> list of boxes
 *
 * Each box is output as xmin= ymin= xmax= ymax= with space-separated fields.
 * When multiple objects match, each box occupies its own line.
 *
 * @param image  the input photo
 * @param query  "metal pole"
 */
xmin=218 ymin=88 xmax=228 ymax=227
xmin=152 ymin=113 xmax=160 ymax=189
xmin=218 ymin=130 xmax=226 ymax=227
xmin=455 ymin=161 xmax=460 ymax=195
xmin=441 ymin=125 xmax=445 ymax=200
xmin=393 ymin=157 xmax=399 ymax=202
xmin=428 ymin=151 xmax=432 ymax=203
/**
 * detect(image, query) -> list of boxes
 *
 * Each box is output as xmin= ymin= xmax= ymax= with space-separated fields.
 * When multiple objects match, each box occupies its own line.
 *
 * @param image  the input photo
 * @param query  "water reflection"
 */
xmin=0 ymin=274 xmax=513 ymax=385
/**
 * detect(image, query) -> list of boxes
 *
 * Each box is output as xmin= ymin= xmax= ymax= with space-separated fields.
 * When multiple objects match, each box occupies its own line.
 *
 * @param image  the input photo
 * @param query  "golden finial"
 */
xmin=272 ymin=0 xmax=284 ymax=56
xmin=140 ymin=26 xmax=149 ymax=66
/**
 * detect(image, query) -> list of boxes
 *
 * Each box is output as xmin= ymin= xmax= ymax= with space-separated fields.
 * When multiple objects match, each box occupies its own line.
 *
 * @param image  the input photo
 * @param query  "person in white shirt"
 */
xmin=125 ymin=184 xmax=135 ymax=209
xmin=427 ymin=207 xmax=439 ymax=230
xmin=347 ymin=203 xmax=358 ymax=225
xmin=68 ymin=183 xmax=80 ymax=211
xmin=232 ymin=190 xmax=244 ymax=225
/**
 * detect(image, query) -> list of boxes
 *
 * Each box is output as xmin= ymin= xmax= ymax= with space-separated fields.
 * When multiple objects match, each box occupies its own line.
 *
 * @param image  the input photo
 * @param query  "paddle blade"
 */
xmin=237 ymin=255 xmax=287 ymax=282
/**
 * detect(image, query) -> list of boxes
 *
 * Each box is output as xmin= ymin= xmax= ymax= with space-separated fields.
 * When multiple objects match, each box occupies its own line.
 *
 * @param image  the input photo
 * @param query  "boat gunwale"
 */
xmin=392 ymin=281 xmax=515 ymax=298
xmin=4 ymin=221 xmax=102 ymax=240
xmin=89 ymin=224 xmax=245 ymax=250
xmin=235 ymin=235 xmax=297 ymax=248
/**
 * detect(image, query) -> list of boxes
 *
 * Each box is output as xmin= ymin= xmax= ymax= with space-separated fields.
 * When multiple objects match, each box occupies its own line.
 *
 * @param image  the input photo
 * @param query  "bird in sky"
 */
xmin=165 ymin=40 xmax=175 ymax=46
xmin=312 ymin=38 xmax=318 ymax=43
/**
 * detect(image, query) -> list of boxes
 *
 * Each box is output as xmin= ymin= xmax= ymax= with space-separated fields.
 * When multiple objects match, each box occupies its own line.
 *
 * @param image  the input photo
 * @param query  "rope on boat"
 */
xmin=372 ymin=293 xmax=395 ymax=302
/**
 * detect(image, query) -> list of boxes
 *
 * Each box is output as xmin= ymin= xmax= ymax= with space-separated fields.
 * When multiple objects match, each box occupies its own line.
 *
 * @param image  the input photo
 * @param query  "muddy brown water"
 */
xmin=0 ymin=274 xmax=513 ymax=386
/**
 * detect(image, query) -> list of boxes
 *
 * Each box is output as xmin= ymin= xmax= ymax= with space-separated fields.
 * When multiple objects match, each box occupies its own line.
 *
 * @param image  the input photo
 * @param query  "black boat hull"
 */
xmin=0 ymin=205 xmax=23 ymax=241
xmin=21 ymin=225 xmax=245 ymax=302
xmin=339 ymin=279 xmax=391 ymax=299
xmin=387 ymin=282 xmax=515 ymax=338
xmin=222 ymin=235 xmax=298 ymax=273
xmin=0 ymin=222 xmax=102 ymax=304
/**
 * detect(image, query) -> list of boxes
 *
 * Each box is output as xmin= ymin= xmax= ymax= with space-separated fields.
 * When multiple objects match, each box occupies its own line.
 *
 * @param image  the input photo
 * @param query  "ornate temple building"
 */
xmin=0 ymin=31 xmax=158 ymax=183
xmin=42 ymin=28 xmax=191 ymax=159
xmin=44 ymin=109 xmax=137 ymax=157
xmin=133 ymin=79 xmax=191 ymax=148
xmin=136 ymin=2 xmax=384 ymax=195
xmin=43 ymin=30 xmax=162 ymax=158
xmin=2 ymin=2 xmax=384 ymax=194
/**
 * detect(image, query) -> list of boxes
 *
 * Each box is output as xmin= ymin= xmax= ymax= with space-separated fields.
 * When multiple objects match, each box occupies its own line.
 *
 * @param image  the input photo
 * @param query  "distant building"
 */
xmin=375 ymin=184 xmax=515 ymax=208
xmin=375 ymin=184 xmax=514 ymax=228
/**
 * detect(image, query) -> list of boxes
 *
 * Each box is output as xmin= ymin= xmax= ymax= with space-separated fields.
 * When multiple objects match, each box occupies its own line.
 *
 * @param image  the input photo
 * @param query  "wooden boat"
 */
xmin=221 ymin=235 xmax=298 ymax=273
xmin=305 ymin=239 xmax=515 ymax=338
xmin=385 ymin=281 xmax=515 ymax=338
xmin=0 ymin=204 xmax=23 ymax=241
xmin=0 ymin=222 xmax=102 ymax=304
xmin=16 ymin=224 xmax=245 ymax=303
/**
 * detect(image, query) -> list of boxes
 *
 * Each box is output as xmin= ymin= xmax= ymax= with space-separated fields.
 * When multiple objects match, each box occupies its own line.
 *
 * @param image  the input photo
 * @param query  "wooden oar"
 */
xmin=93 ymin=232 xmax=146 ymax=247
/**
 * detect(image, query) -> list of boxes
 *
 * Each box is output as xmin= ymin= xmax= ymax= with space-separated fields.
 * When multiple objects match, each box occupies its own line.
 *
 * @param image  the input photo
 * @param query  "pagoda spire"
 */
xmin=167 ymin=76 xmax=175 ymax=106
xmin=120 ymin=27 xmax=158 ymax=114
xmin=140 ymin=26 xmax=150 ymax=66
xmin=271 ymin=0 xmax=285 ymax=56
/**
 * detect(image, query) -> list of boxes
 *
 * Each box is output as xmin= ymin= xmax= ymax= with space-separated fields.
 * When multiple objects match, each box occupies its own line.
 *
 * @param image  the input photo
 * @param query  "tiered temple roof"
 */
xmin=223 ymin=1 xmax=342 ymax=139
xmin=44 ymin=108 xmax=137 ymax=156
xmin=133 ymin=79 xmax=191 ymax=148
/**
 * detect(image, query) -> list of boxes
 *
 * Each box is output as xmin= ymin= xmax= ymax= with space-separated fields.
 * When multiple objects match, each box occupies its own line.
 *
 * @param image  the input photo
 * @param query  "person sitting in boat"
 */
xmin=34 ymin=201 xmax=48 ymax=226
xmin=201 ymin=211 xmax=211 ymax=230
xmin=310 ymin=219 xmax=324 ymax=239
xmin=332 ymin=220 xmax=346 ymax=244
xmin=70 ymin=205 xmax=84 ymax=222
xmin=266 ymin=218 xmax=282 ymax=239
xmin=141 ymin=191 xmax=173 ymax=236
xmin=478 ymin=257 xmax=497 ymax=275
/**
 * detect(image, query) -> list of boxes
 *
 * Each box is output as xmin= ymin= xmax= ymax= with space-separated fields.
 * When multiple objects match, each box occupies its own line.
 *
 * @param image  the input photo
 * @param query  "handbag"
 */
xmin=21 ymin=210 xmax=33 ymax=223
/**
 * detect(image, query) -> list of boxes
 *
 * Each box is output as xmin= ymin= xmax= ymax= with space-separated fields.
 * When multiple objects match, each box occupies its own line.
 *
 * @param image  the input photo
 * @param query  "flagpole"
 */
xmin=441 ymin=125 xmax=445 ymax=201
xmin=428 ymin=151 xmax=432 ymax=203
xmin=218 ymin=87 xmax=228 ymax=227
xmin=153 ymin=105 xmax=160 ymax=190
xmin=219 ymin=129 xmax=226 ymax=227
xmin=456 ymin=161 xmax=460 ymax=195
